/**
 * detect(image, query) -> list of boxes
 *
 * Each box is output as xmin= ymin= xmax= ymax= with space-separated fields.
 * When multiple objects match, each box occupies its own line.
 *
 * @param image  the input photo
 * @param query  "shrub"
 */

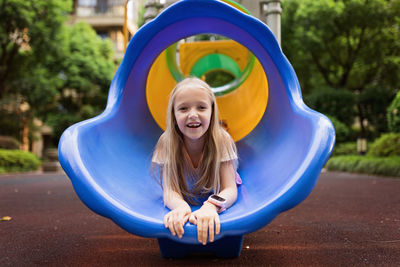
xmin=0 ymin=149 xmax=41 ymax=174
xmin=333 ymin=142 xmax=357 ymax=156
xmin=327 ymin=116 xmax=350 ymax=143
xmin=387 ymin=91 xmax=400 ymax=132
xmin=304 ymin=87 xmax=356 ymax=127
xmin=326 ymin=156 xmax=400 ymax=177
xmin=0 ymin=136 xmax=20 ymax=149
xmin=358 ymin=86 xmax=395 ymax=133
xmin=368 ymin=133 xmax=400 ymax=157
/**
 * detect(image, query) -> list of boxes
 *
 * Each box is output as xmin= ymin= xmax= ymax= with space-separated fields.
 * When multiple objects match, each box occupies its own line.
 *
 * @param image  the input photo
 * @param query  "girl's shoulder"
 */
xmin=219 ymin=129 xmax=238 ymax=163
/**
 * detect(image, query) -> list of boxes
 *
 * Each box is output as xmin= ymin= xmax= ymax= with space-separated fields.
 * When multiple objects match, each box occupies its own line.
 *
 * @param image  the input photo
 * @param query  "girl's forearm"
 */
xmin=164 ymin=191 xmax=190 ymax=210
xmin=217 ymin=186 xmax=237 ymax=209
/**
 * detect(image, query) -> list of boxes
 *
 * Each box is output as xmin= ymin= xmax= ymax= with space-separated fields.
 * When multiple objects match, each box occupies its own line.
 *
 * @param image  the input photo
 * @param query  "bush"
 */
xmin=387 ymin=91 xmax=400 ymax=132
xmin=327 ymin=116 xmax=350 ymax=143
xmin=0 ymin=149 xmax=41 ymax=174
xmin=368 ymin=133 xmax=400 ymax=157
xmin=358 ymin=86 xmax=395 ymax=133
xmin=0 ymin=136 xmax=20 ymax=149
xmin=304 ymin=87 xmax=356 ymax=127
xmin=326 ymin=156 xmax=400 ymax=177
xmin=333 ymin=142 xmax=357 ymax=156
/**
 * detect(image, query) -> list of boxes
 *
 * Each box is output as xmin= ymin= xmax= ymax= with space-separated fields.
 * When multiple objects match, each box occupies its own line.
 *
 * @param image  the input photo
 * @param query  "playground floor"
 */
xmin=1 ymin=171 xmax=399 ymax=266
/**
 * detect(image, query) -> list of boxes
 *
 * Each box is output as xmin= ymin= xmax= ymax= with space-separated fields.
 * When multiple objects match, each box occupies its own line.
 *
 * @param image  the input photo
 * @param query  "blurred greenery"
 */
xmin=332 ymin=142 xmax=357 ymax=157
xmin=387 ymin=91 xmax=400 ymax=132
xmin=326 ymin=155 xmax=400 ymax=177
xmin=326 ymin=115 xmax=350 ymax=143
xmin=0 ymin=149 xmax=41 ymax=173
xmin=368 ymin=132 xmax=400 ymax=157
xmin=282 ymin=0 xmax=400 ymax=137
xmin=305 ymin=88 xmax=356 ymax=127
xmin=45 ymin=22 xmax=115 ymax=143
xmin=0 ymin=0 xmax=116 ymax=146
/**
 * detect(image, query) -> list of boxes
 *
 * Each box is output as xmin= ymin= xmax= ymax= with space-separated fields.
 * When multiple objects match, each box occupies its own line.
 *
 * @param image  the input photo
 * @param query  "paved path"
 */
xmin=1 ymin=171 xmax=399 ymax=266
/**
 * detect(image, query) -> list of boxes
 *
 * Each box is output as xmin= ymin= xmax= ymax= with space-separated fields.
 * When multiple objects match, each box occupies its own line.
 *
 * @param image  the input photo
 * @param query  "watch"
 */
xmin=205 ymin=194 xmax=227 ymax=213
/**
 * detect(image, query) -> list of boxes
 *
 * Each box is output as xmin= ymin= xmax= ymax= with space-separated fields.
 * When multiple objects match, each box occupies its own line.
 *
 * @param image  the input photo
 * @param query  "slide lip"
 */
xmin=59 ymin=0 xmax=335 ymax=243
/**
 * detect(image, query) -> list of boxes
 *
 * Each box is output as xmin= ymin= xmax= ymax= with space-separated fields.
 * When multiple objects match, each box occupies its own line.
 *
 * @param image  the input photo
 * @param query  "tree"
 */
xmin=45 ymin=22 xmax=115 ymax=144
xmin=0 ymin=0 xmax=115 ymax=149
xmin=282 ymin=0 xmax=400 ymax=136
xmin=0 ymin=0 xmax=72 ymax=149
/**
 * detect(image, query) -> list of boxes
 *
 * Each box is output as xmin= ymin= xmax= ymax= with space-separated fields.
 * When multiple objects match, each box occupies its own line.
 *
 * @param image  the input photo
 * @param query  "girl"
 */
xmin=152 ymin=77 xmax=241 ymax=245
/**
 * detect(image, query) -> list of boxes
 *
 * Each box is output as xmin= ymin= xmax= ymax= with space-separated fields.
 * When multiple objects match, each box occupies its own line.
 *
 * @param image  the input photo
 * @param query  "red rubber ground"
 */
xmin=1 ymin=171 xmax=399 ymax=266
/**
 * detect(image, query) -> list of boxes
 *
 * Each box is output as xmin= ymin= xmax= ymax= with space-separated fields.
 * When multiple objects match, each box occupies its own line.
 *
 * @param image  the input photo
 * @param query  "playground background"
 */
xmin=1 ymin=0 xmax=399 ymax=176
xmin=0 ymin=0 xmax=399 ymax=262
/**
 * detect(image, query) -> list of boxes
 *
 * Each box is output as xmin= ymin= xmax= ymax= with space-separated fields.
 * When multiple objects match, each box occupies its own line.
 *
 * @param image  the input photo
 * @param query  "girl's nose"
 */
xmin=188 ymin=109 xmax=198 ymax=119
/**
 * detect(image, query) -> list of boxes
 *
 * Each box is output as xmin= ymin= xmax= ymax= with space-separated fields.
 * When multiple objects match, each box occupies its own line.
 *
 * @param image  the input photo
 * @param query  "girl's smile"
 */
xmin=174 ymin=86 xmax=212 ymax=142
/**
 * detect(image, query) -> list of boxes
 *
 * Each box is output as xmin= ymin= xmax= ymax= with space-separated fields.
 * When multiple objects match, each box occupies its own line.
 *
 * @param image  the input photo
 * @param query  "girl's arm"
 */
xmin=163 ymin=184 xmax=191 ymax=239
xmin=216 ymin=160 xmax=238 ymax=208
xmin=189 ymin=161 xmax=237 ymax=245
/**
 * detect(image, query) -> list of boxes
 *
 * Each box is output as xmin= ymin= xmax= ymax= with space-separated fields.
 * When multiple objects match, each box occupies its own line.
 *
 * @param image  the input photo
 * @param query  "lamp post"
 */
xmin=123 ymin=0 xmax=129 ymax=52
xmin=261 ymin=0 xmax=282 ymax=45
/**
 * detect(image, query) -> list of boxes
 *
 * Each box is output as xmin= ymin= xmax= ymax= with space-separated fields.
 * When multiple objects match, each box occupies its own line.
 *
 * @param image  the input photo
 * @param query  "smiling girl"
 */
xmin=152 ymin=77 xmax=241 ymax=245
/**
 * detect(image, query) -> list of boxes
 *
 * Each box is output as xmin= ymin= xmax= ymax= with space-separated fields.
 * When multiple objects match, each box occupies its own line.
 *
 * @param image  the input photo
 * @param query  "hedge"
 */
xmin=332 ymin=142 xmax=357 ymax=156
xmin=368 ymin=133 xmax=400 ymax=157
xmin=0 ymin=149 xmax=41 ymax=174
xmin=387 ymin=90 xmax=400 ymax=132
xmin=326 ymin=155 xmax=400 ymax=177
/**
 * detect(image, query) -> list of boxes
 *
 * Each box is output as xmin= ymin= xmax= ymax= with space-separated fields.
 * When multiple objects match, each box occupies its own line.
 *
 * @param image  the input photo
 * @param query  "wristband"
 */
xmin=204 ymin=194 xmax=227 ymax=213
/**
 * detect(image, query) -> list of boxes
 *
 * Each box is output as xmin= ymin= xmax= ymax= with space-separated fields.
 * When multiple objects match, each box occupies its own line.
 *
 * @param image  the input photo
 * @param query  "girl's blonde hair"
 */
xmin=152 ymin=77 xmax=237 ymax=205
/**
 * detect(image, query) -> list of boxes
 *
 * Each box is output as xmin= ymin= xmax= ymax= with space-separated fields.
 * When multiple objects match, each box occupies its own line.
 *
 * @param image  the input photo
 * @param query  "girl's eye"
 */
xmin=179 ymin=107 xmax=187 ymax=111
xmin=199 ymin=106 xmax=207 ymax=110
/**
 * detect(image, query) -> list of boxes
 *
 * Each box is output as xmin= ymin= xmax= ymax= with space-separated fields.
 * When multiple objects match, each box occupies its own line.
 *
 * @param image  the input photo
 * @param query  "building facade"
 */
xmin=70 ymin=0 xmax=143 ymax=59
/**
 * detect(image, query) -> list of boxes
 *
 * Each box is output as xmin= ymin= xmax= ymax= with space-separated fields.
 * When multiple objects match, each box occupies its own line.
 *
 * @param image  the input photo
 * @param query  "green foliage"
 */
xmin=326 ymin=155 xmax=400 ymax=177
xmin=0 ymin=149 xmax=41 ymax=173
xmin=0 ymin=0 xmax=72 ymax=101
xmin=368 ymin=133 xmax=400 ymax=157
xmin=282 ymin=0 xmax=400 ymax=135
xmin=387 ymin=91 xmax=400 ymax=132
xmin=0 ymin=0 xmax=73 ymax=144
xmin=332 ymin=142 xmax=357 ymax=156
xmin=358 ymin=86 xmax=396 ymax=133
xmin=305 ymin=88 xmax=356 ymax=126
xmin=0 ymin=136 xmax=20 ymax=149
xmin=137 ymin=0 xmax=146 ymax=28
xmin=327 ymin=116 xmax=350 ymax=143
xmin=45 ymin=22 xmax=116 ymax=144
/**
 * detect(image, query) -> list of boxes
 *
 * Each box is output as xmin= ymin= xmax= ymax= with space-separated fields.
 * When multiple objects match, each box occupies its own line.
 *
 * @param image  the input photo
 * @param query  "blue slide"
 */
xmin=58 ymin=0 xmax=335 ymax=258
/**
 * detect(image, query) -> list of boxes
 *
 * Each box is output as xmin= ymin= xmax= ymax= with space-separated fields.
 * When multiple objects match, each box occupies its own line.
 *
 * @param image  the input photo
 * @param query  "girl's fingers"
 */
xmin=189 ymin=214 xmax=197 ymax=225
xmin=183 ymin=213 xmax=190 ymax=224
xmin=208 ymin=218 xmax=214 ymax=242
xmin=197 ymin=218 xmax=205 ymax=245
xmin=164 ymin=214 xmax=169 ymax=228
xmin=168 ymin=215 xmax=176 ymax=236
xmin=175 ymin=215 xmax=184 ymax=238
xmin=201 ymin=218 xmax=208 ymax=245
xmin=215 ymin=215 xmax=221 ymax=235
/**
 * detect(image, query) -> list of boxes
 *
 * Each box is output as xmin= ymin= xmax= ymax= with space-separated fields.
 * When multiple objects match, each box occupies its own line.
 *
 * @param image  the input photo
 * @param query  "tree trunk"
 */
xmin=356 ymin=103 xmax=366 ymax=138
xmin=20 ymin=113 xmax=30 ymax=151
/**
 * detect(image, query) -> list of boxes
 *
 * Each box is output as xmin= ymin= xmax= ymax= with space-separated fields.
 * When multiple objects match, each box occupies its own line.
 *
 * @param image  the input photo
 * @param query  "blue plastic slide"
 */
xmin=58 ymin=0 xmax=335 ymax=258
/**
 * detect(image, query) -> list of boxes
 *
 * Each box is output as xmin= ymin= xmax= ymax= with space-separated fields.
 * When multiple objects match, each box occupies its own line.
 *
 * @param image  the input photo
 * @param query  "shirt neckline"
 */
xmin=182 ymin=145 xmax=203 ymax=170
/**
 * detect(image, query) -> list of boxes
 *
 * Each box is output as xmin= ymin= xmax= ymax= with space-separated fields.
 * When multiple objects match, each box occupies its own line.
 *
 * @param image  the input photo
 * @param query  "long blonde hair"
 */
xmin=152 ymin=77 xmax=237 ymax=205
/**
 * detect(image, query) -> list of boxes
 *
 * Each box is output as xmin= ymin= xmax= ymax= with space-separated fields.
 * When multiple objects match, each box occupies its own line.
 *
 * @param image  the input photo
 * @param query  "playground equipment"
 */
xmin=58 ymin=0 xmax=335 ymax=258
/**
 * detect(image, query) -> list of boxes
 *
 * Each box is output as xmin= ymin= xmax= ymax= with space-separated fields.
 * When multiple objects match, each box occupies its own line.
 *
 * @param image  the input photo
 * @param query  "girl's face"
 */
xmin=174 ymin=86 xmax=213 ymax=142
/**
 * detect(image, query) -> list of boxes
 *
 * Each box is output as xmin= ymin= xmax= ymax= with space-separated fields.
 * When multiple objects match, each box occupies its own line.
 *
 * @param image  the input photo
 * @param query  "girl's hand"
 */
xmin=189 ymin=202 xmax=220 ymax=245
xmin=164 ymin=204 xmax=191 ymax=238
